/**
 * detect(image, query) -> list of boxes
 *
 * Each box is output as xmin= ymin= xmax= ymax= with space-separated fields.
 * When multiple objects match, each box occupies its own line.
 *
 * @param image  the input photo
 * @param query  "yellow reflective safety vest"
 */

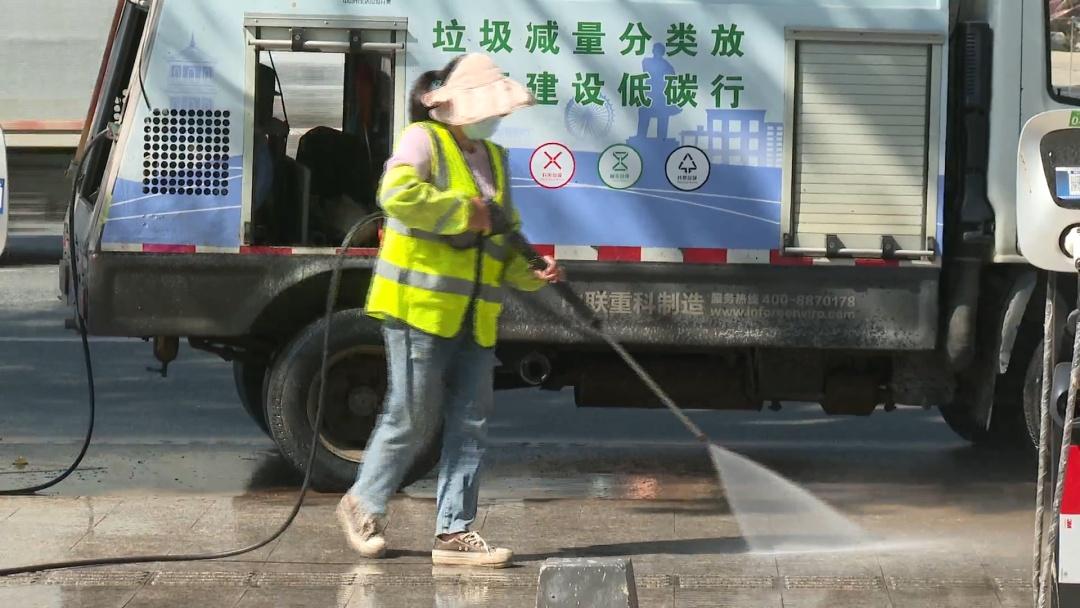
xmin=366 ymin=121 xmax=545 ymax=347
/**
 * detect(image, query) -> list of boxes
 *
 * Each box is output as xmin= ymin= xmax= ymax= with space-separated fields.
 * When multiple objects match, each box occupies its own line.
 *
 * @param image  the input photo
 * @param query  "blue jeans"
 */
xmin=348 ymin=319 xmax=495 ymax=535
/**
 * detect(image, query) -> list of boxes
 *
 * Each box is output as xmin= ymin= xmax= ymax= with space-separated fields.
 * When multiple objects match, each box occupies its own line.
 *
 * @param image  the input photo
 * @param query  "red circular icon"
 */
xmin=529 ymin=143 xmax=576 ymax=189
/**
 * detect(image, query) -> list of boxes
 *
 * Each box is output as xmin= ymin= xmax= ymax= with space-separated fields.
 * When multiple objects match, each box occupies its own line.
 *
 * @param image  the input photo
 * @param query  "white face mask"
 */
xmin=462 ymin=116 xmax=502 ymax=141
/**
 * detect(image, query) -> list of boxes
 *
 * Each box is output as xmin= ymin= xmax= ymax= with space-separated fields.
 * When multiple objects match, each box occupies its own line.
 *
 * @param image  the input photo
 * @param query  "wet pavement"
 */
xmin=0 ymin=264 xmax=1039 ymax=607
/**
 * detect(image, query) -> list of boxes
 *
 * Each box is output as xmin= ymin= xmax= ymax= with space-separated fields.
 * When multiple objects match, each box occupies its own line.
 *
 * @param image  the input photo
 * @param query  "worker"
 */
xmin=336 ymin=53 xmax=563 ymax=568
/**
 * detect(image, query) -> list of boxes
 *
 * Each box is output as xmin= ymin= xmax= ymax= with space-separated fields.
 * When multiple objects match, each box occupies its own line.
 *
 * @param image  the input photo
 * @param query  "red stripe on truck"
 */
xmin=340 ymin=248 xmax=379 ymax=256
xmin=682 ymin=248 xmax=729 ymax=264
xmin=597 ymin=246 xmax=642 ymax=262
xmin=239 ymin=246 xmax=294 ymax=256
xmin=142 ymin=244 xmax=196 ymax=254
xmin=854 ymin=258 xmax=901 ymax=268
xmin=769 ymin=250 xmax=814 ymax=266
xmin=532 ymin=244 xmax=556 ymax=257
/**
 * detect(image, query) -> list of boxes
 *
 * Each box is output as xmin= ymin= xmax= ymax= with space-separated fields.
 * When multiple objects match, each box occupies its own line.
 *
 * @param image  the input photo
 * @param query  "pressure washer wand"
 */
xmin=502 ymin=230 xmax=602 ymax=329
xmin=487 ymin=202 xmax=712 ymax=445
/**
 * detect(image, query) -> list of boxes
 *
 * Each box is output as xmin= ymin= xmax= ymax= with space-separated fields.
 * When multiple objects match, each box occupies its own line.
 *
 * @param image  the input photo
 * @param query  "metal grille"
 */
xmin=142 ymin=108 xmax=232 ymax=196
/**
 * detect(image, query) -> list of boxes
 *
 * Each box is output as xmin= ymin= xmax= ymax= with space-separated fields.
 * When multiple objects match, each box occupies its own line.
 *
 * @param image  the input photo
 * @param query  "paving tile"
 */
xmin=234 ymin=585 xmax=354 ymax=607
xmin=0 ymin=526 xmax=89 ymax=569
xmin=430 ymin=585 xmax=537 ymax=608
xmin=776 ymin=553 xmax=884 ymax=579
xmin=88 ymin=498 xmax=215 ymax=535
xmin=675 ymin=589 xmax=781 ymax=608
xmin=165 ymin=497 xmax=289 ymax=562
xmin=69 ymin=498 xmax=214 ymax=558
xmin=672 ymin=502 xmax=743 ymax=541
xmin=639 ymin=553 xmax=776 ymax=578
xmin=638 ymin=587 xmax=675 ymax=608
xmin=261 ymin=499 xmax=358 ymax=564
xmin=346 ymin=585 xmax=436 ymax=608
xmin=780 ymin=589 xmax=892 ymax=608
xmin=889 ymin=589 xmax=1004 ymax=608
xmin=877 ymin=554 xmax=987 ymax=581
xmin=2 ymin=496 xmax=120 ymax=531
xmin=124 ymin=585 xmax=246 ymax=608
xmin=383 ymin=497 xmax=453 ymax=560
xmin=995 ymin=587 xmax=1034 ymax=608
xmin=0 ymin=585 xmax=137 ymax=608
xmin=484 ymin=499 xmax=675 ymax=566
xmin=0 ymin=500 xmax=20 ymax=521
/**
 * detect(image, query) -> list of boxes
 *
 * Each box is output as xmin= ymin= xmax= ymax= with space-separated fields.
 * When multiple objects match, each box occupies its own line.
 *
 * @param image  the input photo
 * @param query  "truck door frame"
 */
xmin=240 ymin=14 xmax=408 ymax=246
xmin=780 ymin=28 xmax=945 ymax=260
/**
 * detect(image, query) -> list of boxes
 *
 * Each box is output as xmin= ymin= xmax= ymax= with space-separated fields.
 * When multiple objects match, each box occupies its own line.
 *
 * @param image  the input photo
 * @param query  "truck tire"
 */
xmin=940 ymin=347 xmax=1034 ymax=450
xmin=939 ymin=282 xmax=1046 ymax=450
xmin=264 ymin=309 xmax=442 ymax=493
xmin=1022 ymin=340 xmax=1063 ymax=455
xmin=938 ymin=403 xmax=1022 ymax=447
xmin=233 ymin=359 xmax=270 ymax=435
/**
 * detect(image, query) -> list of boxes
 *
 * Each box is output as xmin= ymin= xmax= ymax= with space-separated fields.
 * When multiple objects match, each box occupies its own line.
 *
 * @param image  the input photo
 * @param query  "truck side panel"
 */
xmin=95 ymin=0 xmax=948 ymax=255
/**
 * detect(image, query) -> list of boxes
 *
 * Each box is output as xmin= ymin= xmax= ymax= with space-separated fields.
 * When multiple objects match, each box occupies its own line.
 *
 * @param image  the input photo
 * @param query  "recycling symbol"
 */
xmin=665 ymin=146 xmax=710 ymax=192
xmin=678 ymin=153 xmax=697 ymax=175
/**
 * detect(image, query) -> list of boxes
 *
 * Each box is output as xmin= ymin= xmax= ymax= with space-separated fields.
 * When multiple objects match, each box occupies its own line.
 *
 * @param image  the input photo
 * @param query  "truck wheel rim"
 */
xmin=305 ymin=345 xmax=385 ymax=463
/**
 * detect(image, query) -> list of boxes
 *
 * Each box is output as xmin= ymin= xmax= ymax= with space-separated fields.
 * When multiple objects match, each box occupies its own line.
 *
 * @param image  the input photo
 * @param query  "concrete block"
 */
xmin=536 ymin=557 xmax=639 ymax=608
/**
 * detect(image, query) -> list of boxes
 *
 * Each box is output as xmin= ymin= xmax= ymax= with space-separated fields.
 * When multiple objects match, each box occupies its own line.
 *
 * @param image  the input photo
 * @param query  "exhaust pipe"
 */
xmin=518 ymin=352 xmax=552 ymax=386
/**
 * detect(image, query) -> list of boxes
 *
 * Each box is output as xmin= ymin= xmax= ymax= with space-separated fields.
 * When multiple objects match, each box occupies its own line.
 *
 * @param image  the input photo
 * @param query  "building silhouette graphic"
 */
xmin=167 ymin=35 xmax=217 ymax=109
xmin=679 ymin=109 xmax=784 ymax=168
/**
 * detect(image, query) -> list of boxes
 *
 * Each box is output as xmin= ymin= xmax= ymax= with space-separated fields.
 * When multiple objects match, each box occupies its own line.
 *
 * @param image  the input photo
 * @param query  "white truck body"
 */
xmin=0 ymin=0 xmax=114 ymax=148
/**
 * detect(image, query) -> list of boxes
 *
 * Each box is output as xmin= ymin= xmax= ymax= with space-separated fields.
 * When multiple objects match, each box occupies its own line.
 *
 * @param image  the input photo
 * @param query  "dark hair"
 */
xmin=409 ymin=56 xmax=463 ymax=124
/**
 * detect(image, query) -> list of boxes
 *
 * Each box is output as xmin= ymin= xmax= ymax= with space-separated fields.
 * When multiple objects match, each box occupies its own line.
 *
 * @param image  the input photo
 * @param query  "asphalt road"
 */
xmin=0 ymin=262 xmax=1005 ymax=495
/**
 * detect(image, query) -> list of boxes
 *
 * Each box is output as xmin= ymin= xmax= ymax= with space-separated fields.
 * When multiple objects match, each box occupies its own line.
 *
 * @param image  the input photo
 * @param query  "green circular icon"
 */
xmin=597 ymin=144 xmax=643 ymax=190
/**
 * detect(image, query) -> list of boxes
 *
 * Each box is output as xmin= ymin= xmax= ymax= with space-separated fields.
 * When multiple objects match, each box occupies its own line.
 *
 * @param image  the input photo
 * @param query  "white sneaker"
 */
xmin=336 ymin=495 xmax=387 ymax=558
xmin=431 ymin=531 xmax=513 ymax=568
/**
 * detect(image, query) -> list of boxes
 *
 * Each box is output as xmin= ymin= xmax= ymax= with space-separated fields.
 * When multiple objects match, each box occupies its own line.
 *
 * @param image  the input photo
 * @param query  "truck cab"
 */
xmin=61 ymin=0 xmax=1080 ymax=489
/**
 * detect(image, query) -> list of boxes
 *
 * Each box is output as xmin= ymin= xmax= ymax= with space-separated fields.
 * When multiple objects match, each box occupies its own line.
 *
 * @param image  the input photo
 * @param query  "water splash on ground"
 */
xmin=708 ymin=444 xmax=874 ymax=554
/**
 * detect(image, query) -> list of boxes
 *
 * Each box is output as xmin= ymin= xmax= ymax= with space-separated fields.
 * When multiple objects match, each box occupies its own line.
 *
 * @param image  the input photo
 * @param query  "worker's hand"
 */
xmin=467 ymin=197 xmax=492 ymax=233
xmin=534 ymin=256 xmax=565 ymax=283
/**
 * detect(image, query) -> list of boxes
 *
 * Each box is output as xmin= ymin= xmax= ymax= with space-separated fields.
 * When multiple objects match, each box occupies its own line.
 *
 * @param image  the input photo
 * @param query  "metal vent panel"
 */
xmin=142 ymin=108 xmax=232 ymax=197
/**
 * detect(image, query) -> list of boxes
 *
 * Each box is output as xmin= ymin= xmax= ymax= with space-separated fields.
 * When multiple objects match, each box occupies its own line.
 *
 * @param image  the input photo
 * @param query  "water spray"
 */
xmin=493 ymin=203 xmax=869 ymax=553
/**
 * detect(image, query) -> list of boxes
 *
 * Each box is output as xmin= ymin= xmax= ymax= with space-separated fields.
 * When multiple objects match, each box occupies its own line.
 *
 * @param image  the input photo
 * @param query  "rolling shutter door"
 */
xmin=790 ymin=40 xmax=932 ymax=256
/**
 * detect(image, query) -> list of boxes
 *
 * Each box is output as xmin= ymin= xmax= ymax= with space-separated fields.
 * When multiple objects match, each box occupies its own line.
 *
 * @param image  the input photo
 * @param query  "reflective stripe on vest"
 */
xmin=366 ymin=121 xmax=513 ymax=346
xmin=374 ymin=258 xmax=504 ymax=304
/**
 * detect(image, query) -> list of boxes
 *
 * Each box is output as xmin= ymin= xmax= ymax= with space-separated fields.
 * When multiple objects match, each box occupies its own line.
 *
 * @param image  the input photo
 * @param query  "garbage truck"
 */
xmin=44 ymin=0 xmax=1080 ymax=489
